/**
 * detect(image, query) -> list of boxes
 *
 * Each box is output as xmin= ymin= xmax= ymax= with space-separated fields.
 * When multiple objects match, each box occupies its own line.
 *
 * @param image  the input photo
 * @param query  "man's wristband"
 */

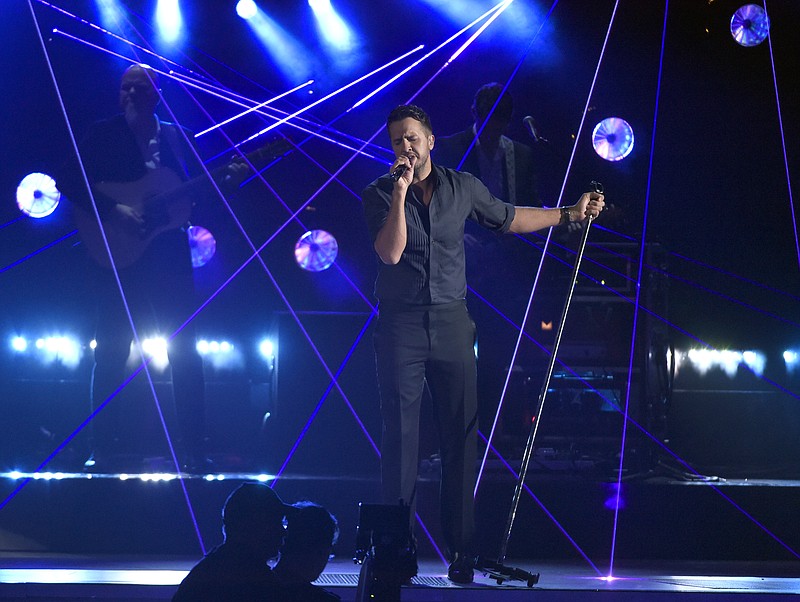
xmin=559 ymin=206 xmax=572 ymax=226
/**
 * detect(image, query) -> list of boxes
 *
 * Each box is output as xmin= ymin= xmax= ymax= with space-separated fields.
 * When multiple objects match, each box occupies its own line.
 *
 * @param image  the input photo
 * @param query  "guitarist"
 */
xmin=62 ymin=63 xmax=233 ymax=473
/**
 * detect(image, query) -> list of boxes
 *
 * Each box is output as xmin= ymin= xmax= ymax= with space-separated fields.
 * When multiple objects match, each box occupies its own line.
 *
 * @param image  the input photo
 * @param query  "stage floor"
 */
xmin=2 ymin=469 xmax=800 ymax=600
xmin=1 ymin=555 xmax=799 ymax=601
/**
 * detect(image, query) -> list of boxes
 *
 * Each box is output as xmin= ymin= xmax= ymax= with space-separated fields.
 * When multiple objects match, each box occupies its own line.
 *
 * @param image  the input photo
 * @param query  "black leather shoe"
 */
xmin=448 ymin=553 xmax=475 ymax=584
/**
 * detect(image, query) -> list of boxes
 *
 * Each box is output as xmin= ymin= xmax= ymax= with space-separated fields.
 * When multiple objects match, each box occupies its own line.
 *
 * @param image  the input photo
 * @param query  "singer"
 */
xmin=361 ymin=104 xmax=604 ymax=584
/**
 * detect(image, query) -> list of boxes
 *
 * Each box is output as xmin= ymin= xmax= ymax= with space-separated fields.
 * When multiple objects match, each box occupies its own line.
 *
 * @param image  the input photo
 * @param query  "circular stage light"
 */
xmin=730 ymin=4 xmax=769 ymax=47
xmin=187 ymin=225 xmax=216 ymax=268
xmin=294 ymin=229 xmax=338 ymax=272
xmin=16 ymin=172 xmax=61 ymax=218
xmin=591 ymin=117 xmax=634 ymax=162
xmin=236 ymin=0 xmax=257 ymax=20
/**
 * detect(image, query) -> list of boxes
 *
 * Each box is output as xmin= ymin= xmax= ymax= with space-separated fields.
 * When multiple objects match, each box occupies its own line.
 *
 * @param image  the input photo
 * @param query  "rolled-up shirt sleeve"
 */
xmin=466 ymin=173 xmax=516 ymax=233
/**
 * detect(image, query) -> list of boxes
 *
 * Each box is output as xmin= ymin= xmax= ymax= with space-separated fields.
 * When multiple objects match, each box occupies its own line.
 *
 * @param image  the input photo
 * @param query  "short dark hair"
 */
xmin=282 ymin=502 xmax=339 ymax=555
xmin=386 ymin=104 xmax=433 ymax=135
xmin=472 ymin=82 xmax=513 ymax=123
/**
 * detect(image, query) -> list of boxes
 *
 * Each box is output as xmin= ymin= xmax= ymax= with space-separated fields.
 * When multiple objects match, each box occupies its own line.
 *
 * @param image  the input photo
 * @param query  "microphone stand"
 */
xmin=476 ymin=181 xmax=604 ymax=587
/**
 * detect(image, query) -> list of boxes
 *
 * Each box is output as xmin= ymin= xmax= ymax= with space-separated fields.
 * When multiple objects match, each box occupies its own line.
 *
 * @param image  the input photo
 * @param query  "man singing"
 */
xmin=361 ymin=104 xmax=604 ymax=584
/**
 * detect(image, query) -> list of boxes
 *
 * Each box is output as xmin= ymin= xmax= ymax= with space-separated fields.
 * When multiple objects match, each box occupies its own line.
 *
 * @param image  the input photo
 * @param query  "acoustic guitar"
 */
xmin=73 ymin=140 xmax=287 ymax=269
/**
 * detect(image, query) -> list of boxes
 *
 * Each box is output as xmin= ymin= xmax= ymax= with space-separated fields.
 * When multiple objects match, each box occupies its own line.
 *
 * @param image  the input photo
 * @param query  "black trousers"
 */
xmin=90 ymin=231 xmax=205 ymax=457
xmin=374 ymin=300 xmax=478 ymax=556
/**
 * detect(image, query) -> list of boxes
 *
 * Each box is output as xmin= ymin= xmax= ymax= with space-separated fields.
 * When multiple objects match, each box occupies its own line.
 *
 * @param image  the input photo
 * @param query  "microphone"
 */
xmin=523 ymin=116 xmax=548 ymax=143
xmin=390 ymin=164 xmax=408 ymax=182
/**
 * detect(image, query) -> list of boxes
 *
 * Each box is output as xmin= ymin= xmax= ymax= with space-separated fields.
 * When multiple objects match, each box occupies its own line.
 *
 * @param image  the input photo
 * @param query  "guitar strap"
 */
xmin=162 ymin=122 xmax=193 ymax=181
xmin=162 ymin=123 xmax=196 ymax=229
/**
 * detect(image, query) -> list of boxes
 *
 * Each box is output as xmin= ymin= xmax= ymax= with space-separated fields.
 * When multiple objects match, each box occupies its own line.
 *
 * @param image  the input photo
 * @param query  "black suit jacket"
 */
xmin=434 ymin=128 xmax=538 ymax=206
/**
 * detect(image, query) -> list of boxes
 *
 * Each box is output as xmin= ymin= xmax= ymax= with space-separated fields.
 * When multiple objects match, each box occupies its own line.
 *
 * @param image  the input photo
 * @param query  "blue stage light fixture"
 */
xmin=141 ymin=336 xmax=169 ymax=370
xmin=236 ymin=0 xmax=257 ymax=20
xmin=155 ymin=0 xmax=183 ymax=43
xmin=294 ymin=229 xmax=338 ymax=272
xmin=591 ymin=117 xmax=634 ymax=162
xmin=11 ymin=336 xmax=28 ymax=353
xmin=730 ymin=4 xmax=769 ymax=47
xmin=258 ymin=338 xmax=275 ymax=359
xmin=187 ymin=225 xmax=216 ymax=268
xmin=34 ymin=335 xmax=83 ymax=369
xmin=309 ymin=0 xmax=355 ymax=53
xmin=16 ymin=172 xmax=60 ymax=218
xmin=784 ymin=349 xmax=799 ymax=374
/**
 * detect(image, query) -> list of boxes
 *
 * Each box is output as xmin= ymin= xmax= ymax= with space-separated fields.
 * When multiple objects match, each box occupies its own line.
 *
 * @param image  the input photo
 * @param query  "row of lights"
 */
xmin=673 ymin=348 xmax=800 ymax=378
xmin=8 ymin=334 xmax=277 ymax=369
xmin=9 ymin=335 xmax=799 ymax=376
xmin=2 ymin=470 xmax=276 ymax=480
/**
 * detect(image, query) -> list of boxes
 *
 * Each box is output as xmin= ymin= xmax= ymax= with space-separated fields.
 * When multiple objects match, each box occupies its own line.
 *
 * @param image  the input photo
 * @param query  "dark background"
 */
xmin=1 ymin=0 xmax=799 ymax=478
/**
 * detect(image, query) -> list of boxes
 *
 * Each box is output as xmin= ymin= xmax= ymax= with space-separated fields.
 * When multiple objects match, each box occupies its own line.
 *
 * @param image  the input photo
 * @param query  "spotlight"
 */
xmin=741 ymin=350 xmax=765 ymax=376
xmin=683 ymin=348 xmax=765 ymax=377
xmin=784 ymin=350 xmax=799 ymax=374
xmin=294 ymin=229 xmax=338 ymax=272
xmin=138 ymin=337 xmax=169 ymax=370
xmin=16 ymin=173 xmax=60 ymax=218
xmin=33 ymin=335 xmax=82 ymax=369
xmin=309 ymin=0 xmax=355 ymax=53
xmin=236 ymin=0 xmax=257 ymax=20
xmin=592 ymin=118 xmax=634 ymax=162
xmin=258 ymin=338 xmax=275 ymax=359
xmin=731 ymin=4 xmax=769 ymax=47
xmin=10 ymin=336 xmax=28 ymax=353
xmin=155 ymin=0 xmax=183 ymax=43
xmin=188 ymin=225 xmax=216 ymax=268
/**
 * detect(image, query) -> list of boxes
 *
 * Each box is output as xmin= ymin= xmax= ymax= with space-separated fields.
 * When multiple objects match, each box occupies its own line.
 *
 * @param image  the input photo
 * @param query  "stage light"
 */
xmin=294 ymin=229 xmax=338 ymax=272
xmin=784 ymin=350 xmax=799 ymax=374
xmin=309 ymin=0 xmax=355 ymax=54
xmin=34 ymin=335 xmax=83 ymax=369
xmin=16 ymin=173 xmax=60 ymax=218
xmin=155 ymin=0 xmax=183 ymax=44
xmin=10 ymin=336 xmax=28 ymax=353
xmin=140 ymin=473 xmax=178 ymax=482
xmin=592 ymin=118 xmax=634 ymax=162
xmin=741 ymin=350 xmax=765 ymax=376
xmin=137 ymin=337 xmax=169 ymax=370
xmin=236 ymin=0 xmax=257 ymax=20
xmin=682 ymin=348 xmax=765 ymax=377
xmin=197 ymin=339 xmax=242 ymax=370
xmin=187 ymin=225 xmax=216 ymax=268
xmin=258 ymin=338 xmax=275 ymax=359
xmin=730 ymin=4 xmax=769 ymax=47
